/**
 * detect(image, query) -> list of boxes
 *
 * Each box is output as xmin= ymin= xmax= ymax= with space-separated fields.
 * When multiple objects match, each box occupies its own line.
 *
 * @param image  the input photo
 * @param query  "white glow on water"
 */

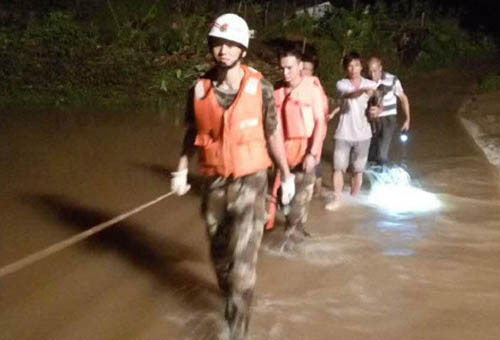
xmin=365 ymin=165 xmax=442 ymax=214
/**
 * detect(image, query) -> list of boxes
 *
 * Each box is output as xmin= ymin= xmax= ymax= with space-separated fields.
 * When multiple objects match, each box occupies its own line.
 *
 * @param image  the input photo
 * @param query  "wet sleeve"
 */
xmin=181 ymin=87 xmax=197 ymax=156
xmin=261 ymin=78 xmax=278 ymax=136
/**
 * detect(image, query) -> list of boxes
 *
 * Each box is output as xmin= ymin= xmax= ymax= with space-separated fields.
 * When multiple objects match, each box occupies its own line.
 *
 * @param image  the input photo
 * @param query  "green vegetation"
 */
xmin=479 ymin=72 xmax=500 ymax=93
xmin=279 ymin=2 xmax=496 ymax=85
xmin=0 ymin=0 xmax=497 ymax=114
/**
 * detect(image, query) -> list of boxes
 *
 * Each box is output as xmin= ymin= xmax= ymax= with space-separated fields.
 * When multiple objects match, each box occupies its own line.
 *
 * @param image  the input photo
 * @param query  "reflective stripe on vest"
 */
xmin=193 ymin=65 xmax=272 ymax=178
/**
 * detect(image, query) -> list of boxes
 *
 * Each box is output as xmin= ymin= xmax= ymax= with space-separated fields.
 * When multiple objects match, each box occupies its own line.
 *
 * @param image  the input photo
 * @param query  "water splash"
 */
xmin=365 ymin=165 xmax=441 ymax=215
xmin=261 ymin=234 xmax=360 ymax=266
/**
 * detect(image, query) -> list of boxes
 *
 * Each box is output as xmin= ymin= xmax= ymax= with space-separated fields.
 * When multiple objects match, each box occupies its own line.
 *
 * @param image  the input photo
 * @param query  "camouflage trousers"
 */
xmin=201 ymin=170 xmax=268 ymax=340
xmin=285 ymin=169 xmax=316 ymax=238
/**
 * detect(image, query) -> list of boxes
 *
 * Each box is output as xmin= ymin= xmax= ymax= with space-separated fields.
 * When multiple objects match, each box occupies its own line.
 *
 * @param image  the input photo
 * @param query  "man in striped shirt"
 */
xmin=367 ymin=57 xmax=411 ymax=165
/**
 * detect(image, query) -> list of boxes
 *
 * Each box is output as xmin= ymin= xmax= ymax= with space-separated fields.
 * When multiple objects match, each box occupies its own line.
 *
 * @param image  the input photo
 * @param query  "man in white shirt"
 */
xmin=326 ymin=51 xmax=380 ymax=211
xmin=367 ymin=56 xmax=411 ymax=165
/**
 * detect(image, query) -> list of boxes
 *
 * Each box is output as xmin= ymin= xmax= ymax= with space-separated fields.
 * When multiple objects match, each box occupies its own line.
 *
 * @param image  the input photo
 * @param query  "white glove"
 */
xmin=280 ymin=174 xmax=295 ymax=205
xmin=171 ymin=168 xmax=190 ymax=195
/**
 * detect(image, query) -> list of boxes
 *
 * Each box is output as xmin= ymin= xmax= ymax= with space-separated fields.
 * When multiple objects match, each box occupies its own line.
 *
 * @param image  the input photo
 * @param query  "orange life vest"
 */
xmin=274 ymin=76 xmax=328 ymax=168
xmin=193 ymin=65 xmax=272 ymax=178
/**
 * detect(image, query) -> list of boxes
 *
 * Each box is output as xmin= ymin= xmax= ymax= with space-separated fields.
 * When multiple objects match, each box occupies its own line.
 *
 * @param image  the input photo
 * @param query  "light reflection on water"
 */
xmin=364 ymin=218 xmax=422 ymax=257
xmin=263 ymin=165 xmax=444 ymax=261
xmin=364 ymin=165 xmax=442 ymax=215
xmin=262 ymin=166 xmax=442 ymax=266
xmin=359 ymin=165 xmax=444 ymax=257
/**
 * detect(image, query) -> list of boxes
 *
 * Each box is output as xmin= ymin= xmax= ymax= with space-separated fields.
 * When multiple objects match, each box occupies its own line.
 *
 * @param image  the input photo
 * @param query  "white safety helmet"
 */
xmin=208 ymin=13 xmax=249 ymax=49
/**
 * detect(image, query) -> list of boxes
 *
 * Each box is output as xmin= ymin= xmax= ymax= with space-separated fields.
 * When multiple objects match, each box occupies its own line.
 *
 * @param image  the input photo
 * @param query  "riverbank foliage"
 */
xmin=479 ymin=73 xmax=500 ymax=93
xmin=0 ymin=0 xmax=497 ymax=113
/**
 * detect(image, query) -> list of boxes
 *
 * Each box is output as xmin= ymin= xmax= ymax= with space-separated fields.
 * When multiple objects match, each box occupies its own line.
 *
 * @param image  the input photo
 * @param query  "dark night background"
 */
xmin=2 ymin=0 xmax=500 ymax=35
xmin=342 ymin=0 xmax=499 ymax=38
xmin=1 ymin=0 xmax=499 ymax=110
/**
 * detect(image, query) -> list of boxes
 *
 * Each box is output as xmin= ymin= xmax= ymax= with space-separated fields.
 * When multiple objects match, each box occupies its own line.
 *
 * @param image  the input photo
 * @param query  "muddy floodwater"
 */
xmin=1 ymin=67 xmax=500 ymax=340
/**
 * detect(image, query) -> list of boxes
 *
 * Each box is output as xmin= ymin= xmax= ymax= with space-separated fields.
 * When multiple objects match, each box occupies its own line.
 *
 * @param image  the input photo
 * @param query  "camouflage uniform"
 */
xmin=202 ymin=169 xmax=267 ymax=339
xmin=285 ymin=168 xmax=316 ymax=239
xmin=184 ymin=72 xmax=277 ymax=340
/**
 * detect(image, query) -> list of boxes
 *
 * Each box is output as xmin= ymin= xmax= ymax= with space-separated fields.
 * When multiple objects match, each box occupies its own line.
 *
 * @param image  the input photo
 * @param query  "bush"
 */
xmin=0 ymin=10 xmax=158 ymax=109
xmin=0 ymin=1 xmax=498 ymax=112
xmin=317 ymin=6 xmax=378 ymax=54
xmin=479 ymin=73 xmax=500 ymax=92
xmin=417 ymin=19 xmax=495 ymax=70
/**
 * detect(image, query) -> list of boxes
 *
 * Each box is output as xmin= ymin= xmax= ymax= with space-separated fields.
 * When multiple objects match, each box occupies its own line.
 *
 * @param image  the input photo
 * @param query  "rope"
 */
xmin=0 ymin=191 xmax=176 ymax=279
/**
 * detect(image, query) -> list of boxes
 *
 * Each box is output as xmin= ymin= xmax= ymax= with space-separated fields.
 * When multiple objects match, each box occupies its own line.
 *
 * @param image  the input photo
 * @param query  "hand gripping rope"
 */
xmin=0 ymin=191 xmax=175 ymax=279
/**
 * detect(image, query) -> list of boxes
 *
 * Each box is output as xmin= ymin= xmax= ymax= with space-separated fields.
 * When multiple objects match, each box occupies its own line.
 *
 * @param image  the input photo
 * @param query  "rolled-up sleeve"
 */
xmin=261 ymin=78 xmax=278 ymax=137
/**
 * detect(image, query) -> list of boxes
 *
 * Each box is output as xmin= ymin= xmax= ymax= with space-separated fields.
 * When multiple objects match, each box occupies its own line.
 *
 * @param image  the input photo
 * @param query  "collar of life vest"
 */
xmin=195 ymin=65 xmax=261 ymax=100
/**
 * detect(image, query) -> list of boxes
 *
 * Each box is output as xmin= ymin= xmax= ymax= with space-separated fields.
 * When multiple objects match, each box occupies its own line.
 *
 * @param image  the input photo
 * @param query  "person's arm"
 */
xmin=398 ymin=92 xmax=411 ymax=131
xmin=328 ymin=95 xmax=342 ymax=120
xmin=171 ymin=88 xmax=197 ymax=195
xmin=262 ymin=79 xmax=294 ymax=204
xmin=341 ymin=88 xmax=374 ymax=99
xmin=176 ymin=130 xmax=195 ymax=171
xmin=393 ymin=79 xmax=410 ymax=131
xmin=176 ymin=88 xmax=197 ymax=171
xmin=337 ymin=79 xmax=374 ymax=100
xmin=327 ymin=106 xmax=340 ymax=121
xmin=261 ymin=79 xmax=291 ymax=179
xmin=368 ymin=85 xmax=385 ymax=118
xmin=304 ymin=86 xmax=327 ymax=173
xmin=267 ymin=126 xmax=291 ymax=179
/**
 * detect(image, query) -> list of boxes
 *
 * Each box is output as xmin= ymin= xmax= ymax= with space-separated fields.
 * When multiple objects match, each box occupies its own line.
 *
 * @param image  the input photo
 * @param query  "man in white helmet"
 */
xmin=171 ymin=13 xmax=294 ymax=340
